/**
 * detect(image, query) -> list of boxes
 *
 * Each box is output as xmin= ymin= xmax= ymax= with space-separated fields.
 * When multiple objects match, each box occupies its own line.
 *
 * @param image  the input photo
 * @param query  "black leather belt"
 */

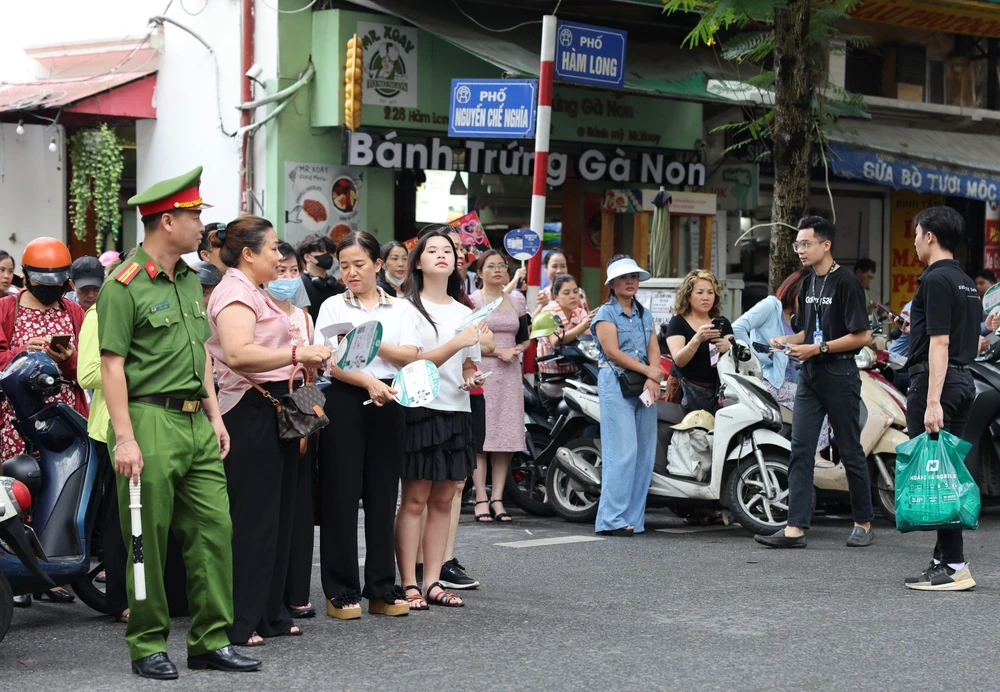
xmin=131 ymin=395 xmax=202 ymax=413
xmin=908 ymin=362 xmax=968 ymax=376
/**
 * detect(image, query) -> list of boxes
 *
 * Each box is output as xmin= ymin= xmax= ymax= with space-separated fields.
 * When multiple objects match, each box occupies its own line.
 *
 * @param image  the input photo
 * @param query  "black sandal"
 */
xmin=34 ymin=588 xmax=75 ymax=604
xmin=489 ymin=499 xmax=512 ymax=522
xmin=474 ymin=500 xmax=493 ymax=522
xmin=402 ymin=585 xmax=428 ymax=611
xmin=424 ymin=581 xmax=464 ymax=608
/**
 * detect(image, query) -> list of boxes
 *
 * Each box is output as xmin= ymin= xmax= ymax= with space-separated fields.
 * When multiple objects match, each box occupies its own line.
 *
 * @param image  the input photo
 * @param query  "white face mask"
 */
xmin=385 ymin=273 xmax=404 ymax=287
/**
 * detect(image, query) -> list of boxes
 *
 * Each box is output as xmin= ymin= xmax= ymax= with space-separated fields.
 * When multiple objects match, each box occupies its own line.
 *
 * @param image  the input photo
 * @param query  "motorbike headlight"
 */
xmin=578 ymin=340 xmax=600 ymax=361
xmin=741 ymin=381 xmax=780 ymax=426
xmin=855 ymin=348 xmax=874 ymax=370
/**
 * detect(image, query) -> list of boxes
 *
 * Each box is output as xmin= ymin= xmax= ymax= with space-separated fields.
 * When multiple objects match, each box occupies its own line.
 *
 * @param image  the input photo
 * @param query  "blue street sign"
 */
xmin=555 ymin=21 xmax=627 ymax=89
xmin=503 ymin=228 xmax=541 ymax=262
xmin=448 ymin=79 xmax=537 ymax=139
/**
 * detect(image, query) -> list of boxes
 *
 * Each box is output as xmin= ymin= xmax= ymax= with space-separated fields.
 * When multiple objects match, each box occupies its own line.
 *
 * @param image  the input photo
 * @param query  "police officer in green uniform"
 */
xmin=98 ymin=167 xmax=261 ymax=680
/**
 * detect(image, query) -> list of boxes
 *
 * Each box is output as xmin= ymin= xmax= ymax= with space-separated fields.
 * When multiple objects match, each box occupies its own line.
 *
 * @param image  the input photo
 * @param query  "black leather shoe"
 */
xmin=288 ymin=604 xmax=316 ymax=618
xmin=131 ymin=653 xmax=179 ymax=680
xmin=754 ymin=530 xmax=807 ymax=549
xmin=33 ymin=588 xmax=75 ymax=603
xmin=187 ymin=646 xmax=261 ymax=672
xmin=846 ymin=525 xmax=875 ymax=547
xmin=12 ymin=594 xmax=30 ymax=608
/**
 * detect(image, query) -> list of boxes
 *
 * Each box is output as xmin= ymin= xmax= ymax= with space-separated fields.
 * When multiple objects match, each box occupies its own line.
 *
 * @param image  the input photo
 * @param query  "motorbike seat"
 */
xmin=656 ymin=401 xmax=685 ymax=425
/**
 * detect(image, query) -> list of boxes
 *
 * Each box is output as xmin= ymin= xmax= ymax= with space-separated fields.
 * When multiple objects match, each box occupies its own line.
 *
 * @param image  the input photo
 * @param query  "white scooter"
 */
xmin=545 ymin=340 xmax=794 ymax=535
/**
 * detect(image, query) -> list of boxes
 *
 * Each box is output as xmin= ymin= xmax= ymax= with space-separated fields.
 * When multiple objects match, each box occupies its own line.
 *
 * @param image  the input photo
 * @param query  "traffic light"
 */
xmin=345 ymin=34 xmax=362 ymax=132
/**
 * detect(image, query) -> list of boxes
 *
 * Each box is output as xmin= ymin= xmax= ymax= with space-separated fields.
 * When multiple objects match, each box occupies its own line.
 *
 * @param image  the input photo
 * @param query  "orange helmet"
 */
xmin=22 ymin=238 xmax=72 ymax=286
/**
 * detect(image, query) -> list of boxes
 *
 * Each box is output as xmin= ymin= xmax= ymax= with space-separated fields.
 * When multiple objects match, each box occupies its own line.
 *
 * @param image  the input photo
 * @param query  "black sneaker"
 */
xmin=904 ymin=563 xmax=976 ymax=591
xmin=438 ymin=558 xmax=480 ymax=590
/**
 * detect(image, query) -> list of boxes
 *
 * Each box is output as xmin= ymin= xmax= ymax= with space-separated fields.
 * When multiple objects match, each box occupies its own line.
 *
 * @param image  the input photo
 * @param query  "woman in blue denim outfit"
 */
xmin=591 ymin=255 xmax=662 ymax=536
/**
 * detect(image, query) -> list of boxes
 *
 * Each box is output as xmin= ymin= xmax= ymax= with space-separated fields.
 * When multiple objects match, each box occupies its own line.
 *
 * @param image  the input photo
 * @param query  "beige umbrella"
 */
xmin=650 ymin=188 xmax=672 ymax=278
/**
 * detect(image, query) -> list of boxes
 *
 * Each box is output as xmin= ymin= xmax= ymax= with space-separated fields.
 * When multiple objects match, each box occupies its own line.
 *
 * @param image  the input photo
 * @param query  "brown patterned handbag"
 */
xmin=242 ymin=365 xmax=329 ymax=441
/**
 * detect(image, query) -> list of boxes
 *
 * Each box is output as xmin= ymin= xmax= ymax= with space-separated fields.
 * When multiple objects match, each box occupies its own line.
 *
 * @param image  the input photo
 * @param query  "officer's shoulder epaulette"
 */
xmin=114 ymin=262 xmax=141 ymax=286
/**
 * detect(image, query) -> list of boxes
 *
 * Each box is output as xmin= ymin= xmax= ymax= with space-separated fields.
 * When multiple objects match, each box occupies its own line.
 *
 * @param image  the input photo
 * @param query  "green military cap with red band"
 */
xmin=128 ymin=166 xmax=214 ymax=217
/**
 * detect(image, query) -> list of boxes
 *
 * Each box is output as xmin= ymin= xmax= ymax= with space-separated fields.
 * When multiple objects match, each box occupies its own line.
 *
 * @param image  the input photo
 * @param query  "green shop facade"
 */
xmin=265 ymin=8 xmax=705 ymax=300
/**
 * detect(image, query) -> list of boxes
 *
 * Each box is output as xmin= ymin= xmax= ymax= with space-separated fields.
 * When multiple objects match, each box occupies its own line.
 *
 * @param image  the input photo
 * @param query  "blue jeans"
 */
xmin=595 ymin=368 xmax=657 ymax=533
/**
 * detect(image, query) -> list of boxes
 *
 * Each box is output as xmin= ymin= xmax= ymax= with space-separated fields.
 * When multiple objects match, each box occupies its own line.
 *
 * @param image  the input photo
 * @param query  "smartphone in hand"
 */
xmin=49 ymin=334 xmax=72 ymax=350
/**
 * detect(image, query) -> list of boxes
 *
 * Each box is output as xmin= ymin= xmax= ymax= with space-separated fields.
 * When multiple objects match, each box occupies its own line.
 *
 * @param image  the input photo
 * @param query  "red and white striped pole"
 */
xmin=525 ymin=15 xmax=556 ymax=374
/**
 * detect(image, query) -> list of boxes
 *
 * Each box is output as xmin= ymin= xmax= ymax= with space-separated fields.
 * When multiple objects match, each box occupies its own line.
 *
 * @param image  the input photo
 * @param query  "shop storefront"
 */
xmin=266 ymin=8 xmax=709 ymax=302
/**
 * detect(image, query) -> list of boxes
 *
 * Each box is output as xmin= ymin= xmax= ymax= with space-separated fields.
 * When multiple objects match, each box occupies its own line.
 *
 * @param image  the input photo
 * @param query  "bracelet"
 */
xmin=292 ymin=345 xmax=298 ymax=367
xmin=113 ymin=439 xmax=135 ymax=453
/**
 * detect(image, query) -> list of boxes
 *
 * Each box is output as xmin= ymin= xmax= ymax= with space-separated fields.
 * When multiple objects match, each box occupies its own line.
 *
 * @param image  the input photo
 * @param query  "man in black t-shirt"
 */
xmin=901 ymin=206 xmax=979 ymax=591
xmin=756 ymin=216 xmax=874 ymax=549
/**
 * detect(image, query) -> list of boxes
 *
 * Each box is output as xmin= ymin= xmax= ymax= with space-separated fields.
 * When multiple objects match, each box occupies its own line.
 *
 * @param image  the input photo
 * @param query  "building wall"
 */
xmin=0 ymin=123 xmax=66 ymax=266
xmin=0 ymin=0 xmax=281 ymax=247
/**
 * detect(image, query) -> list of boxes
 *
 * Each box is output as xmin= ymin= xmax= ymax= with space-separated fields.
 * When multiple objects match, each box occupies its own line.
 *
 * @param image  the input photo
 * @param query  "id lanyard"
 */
xmin=811 ymin=263 xmax=837 ymax=344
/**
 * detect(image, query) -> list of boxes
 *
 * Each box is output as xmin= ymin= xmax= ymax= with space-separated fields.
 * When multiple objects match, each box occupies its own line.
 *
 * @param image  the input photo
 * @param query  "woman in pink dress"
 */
xmin=470 ymin=250 xmax=530 ymax=522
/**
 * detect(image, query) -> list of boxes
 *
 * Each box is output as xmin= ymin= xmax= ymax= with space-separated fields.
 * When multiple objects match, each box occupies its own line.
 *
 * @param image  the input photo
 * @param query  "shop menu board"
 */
xmin=635 ymin=288 xmax=676 ymax=332
xmin=284 ymin=163 xmax=363 ymax=247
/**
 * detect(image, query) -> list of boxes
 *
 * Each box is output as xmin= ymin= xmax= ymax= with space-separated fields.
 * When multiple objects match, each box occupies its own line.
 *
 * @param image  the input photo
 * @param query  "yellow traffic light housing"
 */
xmin=345 ymin=34 xmax=362 ymax=132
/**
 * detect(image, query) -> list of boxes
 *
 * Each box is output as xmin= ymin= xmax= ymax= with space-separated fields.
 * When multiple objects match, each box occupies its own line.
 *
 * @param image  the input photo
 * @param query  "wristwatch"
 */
xmin=819 ymin=342 xmax=830 ymax=354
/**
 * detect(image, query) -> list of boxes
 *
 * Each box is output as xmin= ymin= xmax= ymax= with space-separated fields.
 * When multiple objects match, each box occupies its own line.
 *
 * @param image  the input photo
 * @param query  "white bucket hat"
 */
xmin=604 ymin=257 xmax=651 ymax=285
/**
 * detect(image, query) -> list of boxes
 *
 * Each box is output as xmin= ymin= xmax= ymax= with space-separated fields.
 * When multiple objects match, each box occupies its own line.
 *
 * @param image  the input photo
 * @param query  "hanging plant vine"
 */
xmin=69 ymin=124 xmax=124 ymax=252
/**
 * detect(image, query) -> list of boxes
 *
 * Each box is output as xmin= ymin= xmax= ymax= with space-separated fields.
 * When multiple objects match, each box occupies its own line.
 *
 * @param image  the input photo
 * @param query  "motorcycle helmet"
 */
xmin=671 ymin=410 xmax=715 ymax=432
xmin=530 ymin=311 xmax=559 ymax=339
xmin=2 ymin=454 xmax=41 ymax=500
xmin=191 ymin=260 xmax=222 ymax=287
xmin=22 ymin=237 xmax=72 ymax=286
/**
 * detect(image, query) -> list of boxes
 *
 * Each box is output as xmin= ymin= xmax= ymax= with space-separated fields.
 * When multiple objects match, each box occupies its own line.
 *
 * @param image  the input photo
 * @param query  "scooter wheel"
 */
xmin=725 ymin=452 xmax=801 ymax=535
xmin=546 ymin=438 xmax=601 ymax=523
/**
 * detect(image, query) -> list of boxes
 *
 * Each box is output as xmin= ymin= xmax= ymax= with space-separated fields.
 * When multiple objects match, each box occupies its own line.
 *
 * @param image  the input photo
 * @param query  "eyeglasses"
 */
xmin=484 ymin=262 xmax=507 ymax=271
xmin=792 ymin=239 xmax=826 ymax=252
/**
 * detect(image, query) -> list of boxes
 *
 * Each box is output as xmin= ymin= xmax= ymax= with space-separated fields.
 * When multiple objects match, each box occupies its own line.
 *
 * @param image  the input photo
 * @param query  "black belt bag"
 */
xmin=908 ymin=362 xmax=968 ymax=376
xmin=617 ymin=369 xmax=647 ymax=398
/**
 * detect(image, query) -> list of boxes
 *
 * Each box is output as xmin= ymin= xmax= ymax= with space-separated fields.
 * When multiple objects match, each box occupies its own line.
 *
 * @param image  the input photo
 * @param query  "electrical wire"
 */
xmin=179 ymin=0 xmax=208 ymax=15
xmin=148 ymin=15 xmax=235 ymax=137
xmin=450 ymin=0 xmax=563 ymax=33
xmin=257 ymin=0 xmax=319 ymax=14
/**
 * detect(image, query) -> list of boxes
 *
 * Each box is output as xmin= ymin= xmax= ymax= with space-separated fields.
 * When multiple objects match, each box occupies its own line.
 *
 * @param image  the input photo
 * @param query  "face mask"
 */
xmin=267 ymin=278 xmax=301 ymax=301
xmin=314 ymin=253 xmax=334 ymax=270
xmin=27 ymin=282 xmax=65 ymax=306
xmin=385 ymin=272 xmax=404 ymax=287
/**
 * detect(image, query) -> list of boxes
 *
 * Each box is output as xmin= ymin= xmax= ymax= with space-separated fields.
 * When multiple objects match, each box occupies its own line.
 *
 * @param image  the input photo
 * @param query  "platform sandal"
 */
xmin=326 ymin=590 xmax=363 ymax=620
xmin=369 ymin=585 xmax=410 ymax=617
xmin=474 ymin=500 xmax=493 ymax=522
xmin=403 ymin=585 xmax=428 ymax=611
xmin=424 ymin=581 xmax=464 ymax=608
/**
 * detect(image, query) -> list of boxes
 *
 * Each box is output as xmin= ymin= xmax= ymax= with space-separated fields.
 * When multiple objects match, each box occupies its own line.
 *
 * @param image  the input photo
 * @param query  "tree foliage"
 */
xmin=663 ymin=0 xmax=869 ymax=291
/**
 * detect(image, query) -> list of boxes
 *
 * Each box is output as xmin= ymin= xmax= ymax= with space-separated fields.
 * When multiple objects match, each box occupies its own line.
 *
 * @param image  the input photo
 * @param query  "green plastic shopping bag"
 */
xmin=895 ymin=430 xmax=980 ymax=533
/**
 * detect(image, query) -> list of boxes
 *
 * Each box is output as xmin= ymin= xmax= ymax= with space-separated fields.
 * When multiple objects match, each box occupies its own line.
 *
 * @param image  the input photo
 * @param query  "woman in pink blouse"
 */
xmin=207 ymin=216 xmax=331 ymax=647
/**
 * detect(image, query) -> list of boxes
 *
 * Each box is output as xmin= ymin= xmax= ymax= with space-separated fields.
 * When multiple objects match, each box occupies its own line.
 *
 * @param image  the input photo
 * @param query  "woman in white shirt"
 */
xmin=396 ymin=230 xmax=483 ymax=609
xmin=314 ymin=232 xmax=422 ymax=619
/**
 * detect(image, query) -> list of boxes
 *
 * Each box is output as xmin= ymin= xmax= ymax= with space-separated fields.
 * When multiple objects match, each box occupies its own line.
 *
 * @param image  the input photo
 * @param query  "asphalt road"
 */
xmin=3 ymin=506 xmax=1000 ymax=691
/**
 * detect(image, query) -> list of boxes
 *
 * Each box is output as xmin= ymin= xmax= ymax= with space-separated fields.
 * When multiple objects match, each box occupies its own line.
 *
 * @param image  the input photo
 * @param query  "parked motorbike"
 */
xmin=507 ymin=319 xmax=600 ymax=517
xmin=0 ymin=475 xmax=51 ymax=643
xmin=0 ymin=351 xmax=106 ymax=613
xmin=545 ymin=340 xmax=794 ymax=535
xmin=956 ymin=339 xmax=1000 ymax=508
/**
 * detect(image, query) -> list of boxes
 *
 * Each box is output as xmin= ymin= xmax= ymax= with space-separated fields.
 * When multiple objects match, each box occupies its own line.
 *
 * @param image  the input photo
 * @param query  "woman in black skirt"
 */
xmin=396 ymin=230 xmax=484 ymax=609
xmin=313 ymin=231 xmax=420 ymax=619
xmin=207 ymin=216 xmax=332 ymax=646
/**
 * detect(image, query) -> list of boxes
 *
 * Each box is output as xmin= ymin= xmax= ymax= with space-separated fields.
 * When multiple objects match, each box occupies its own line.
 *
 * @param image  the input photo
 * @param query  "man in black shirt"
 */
xmin=756 ymin=216 xmax=874 ymax=549
xmin=901 ymin=206 xmax=979 ymax=591
xmin=298 ymin=233 xmax=346 ymax=322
